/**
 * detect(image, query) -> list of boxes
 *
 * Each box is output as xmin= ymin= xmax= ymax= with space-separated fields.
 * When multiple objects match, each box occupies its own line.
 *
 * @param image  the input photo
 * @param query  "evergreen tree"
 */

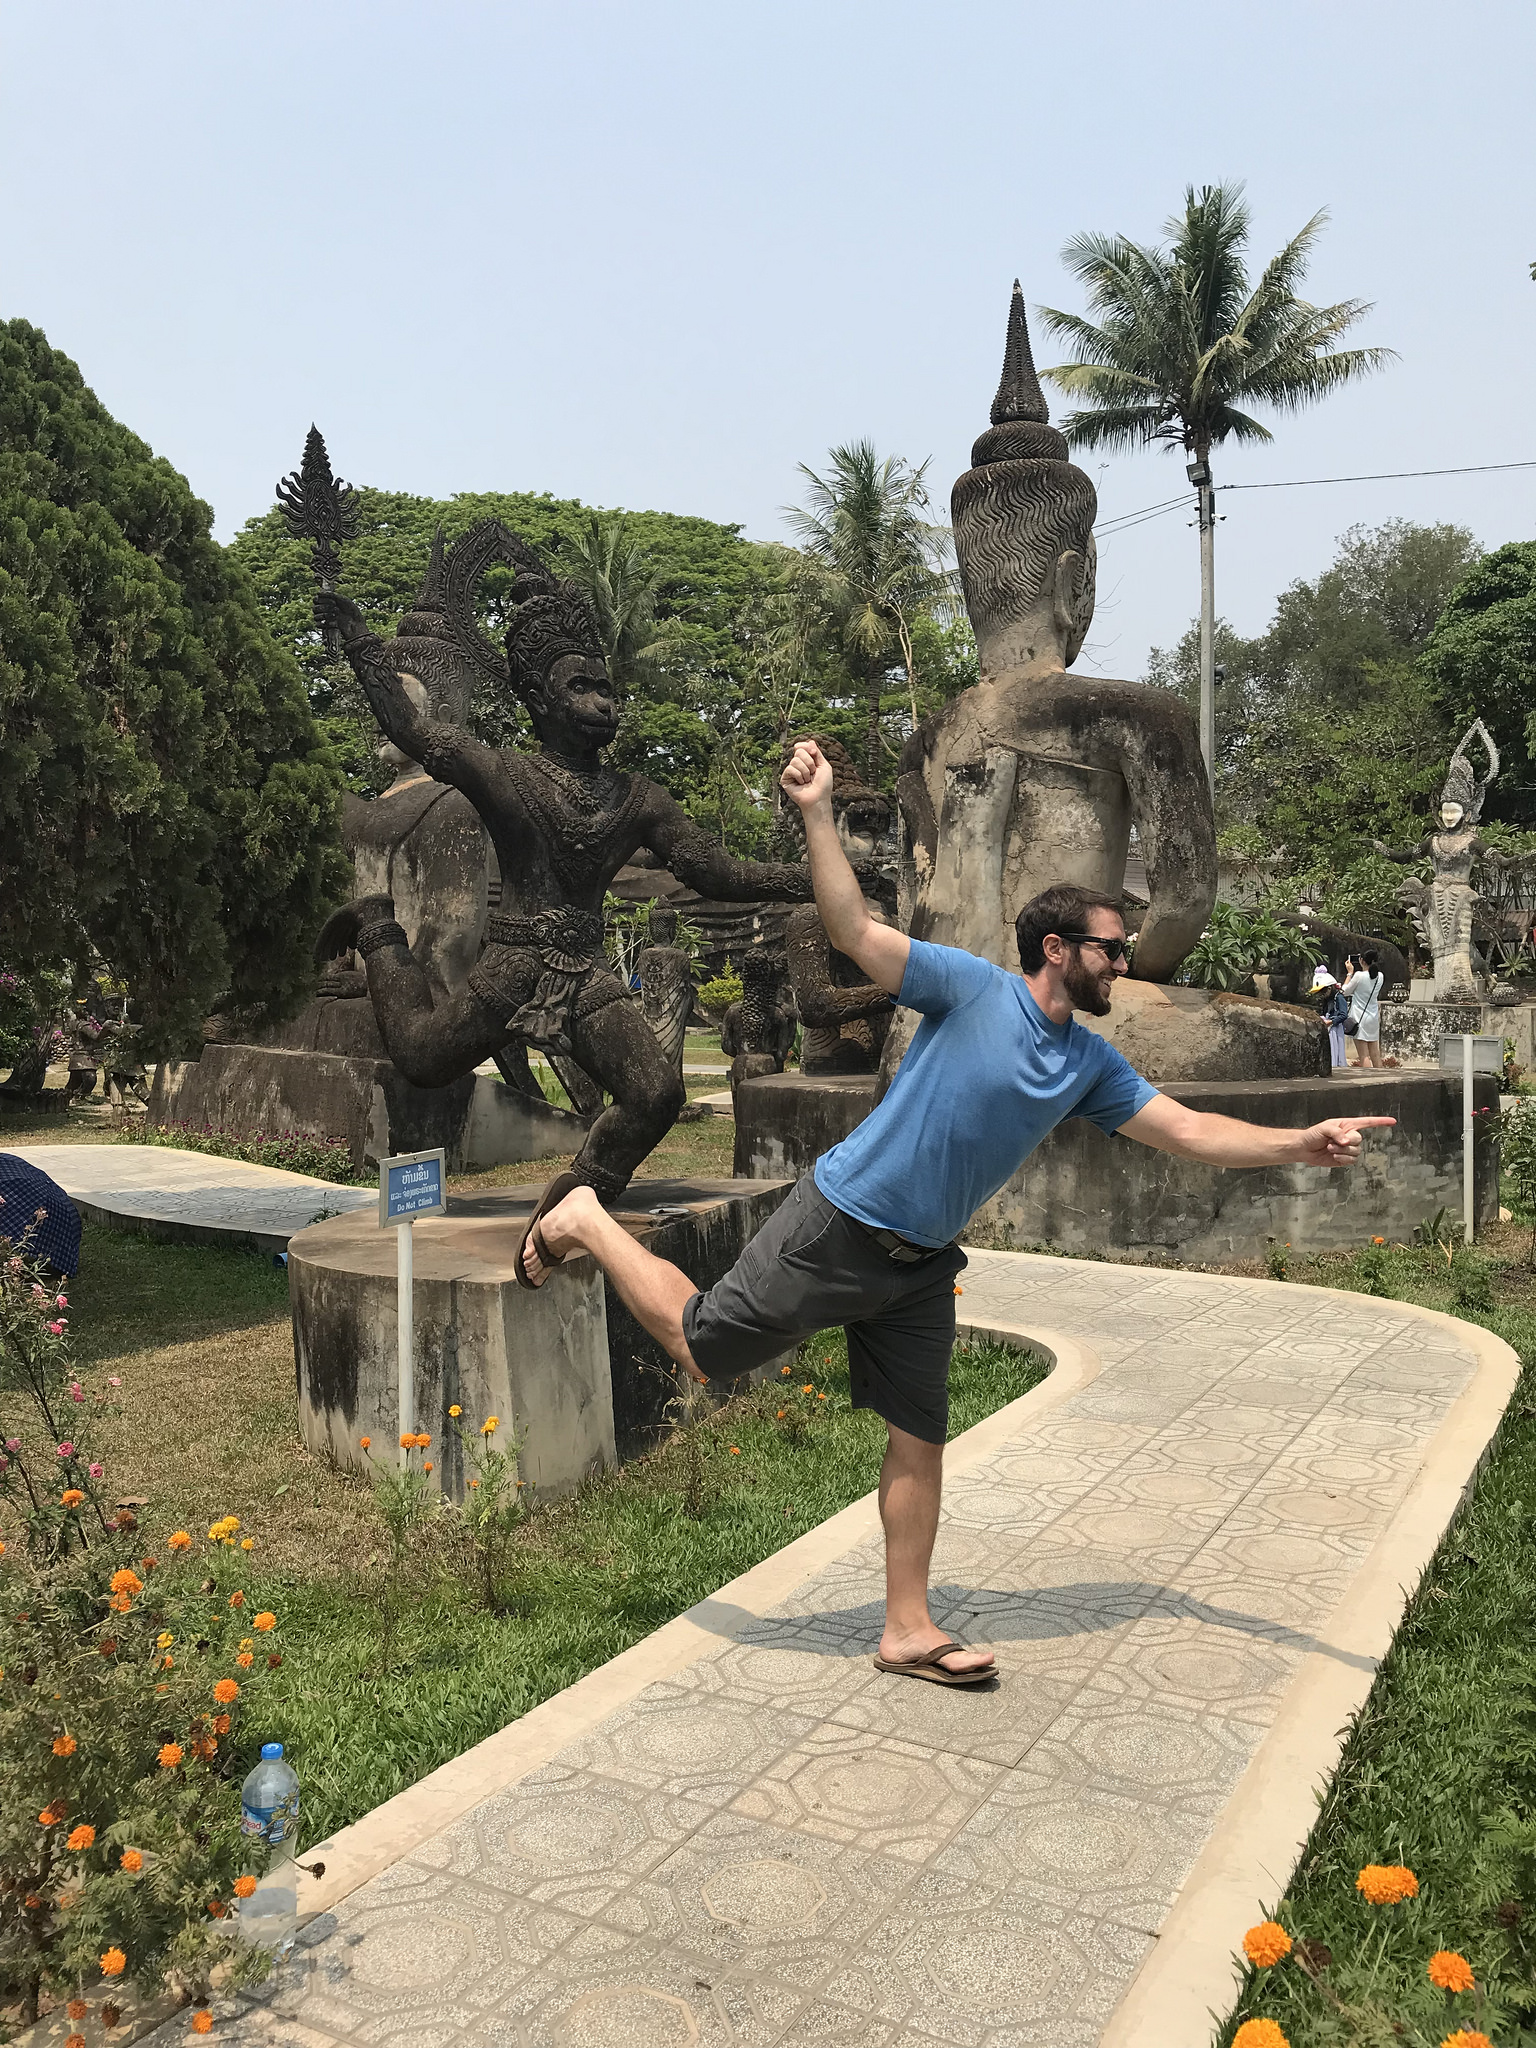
xmin=0 ymin=322 xmax=345 ymax=1050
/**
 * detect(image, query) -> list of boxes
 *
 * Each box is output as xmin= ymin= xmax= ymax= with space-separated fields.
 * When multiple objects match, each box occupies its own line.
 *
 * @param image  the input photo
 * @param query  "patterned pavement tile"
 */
xmin=175 ymin=1251 xmax=1489 ymax=2048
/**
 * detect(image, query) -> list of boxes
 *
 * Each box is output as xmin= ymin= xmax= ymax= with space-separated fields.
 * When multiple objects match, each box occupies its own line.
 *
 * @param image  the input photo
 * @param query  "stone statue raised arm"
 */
xmin=311 ymin=499 xmax=832 ymax=1200
xmin=892 ymin=284 xmax=1215 ymax=983
xmin=1374 ymin=718 xmax=1503 ymax=1000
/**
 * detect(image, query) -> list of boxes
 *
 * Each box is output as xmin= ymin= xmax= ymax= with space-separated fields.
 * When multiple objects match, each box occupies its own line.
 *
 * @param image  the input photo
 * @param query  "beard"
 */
xmin=1062 ymin=951 xmax=1117 ymax=1017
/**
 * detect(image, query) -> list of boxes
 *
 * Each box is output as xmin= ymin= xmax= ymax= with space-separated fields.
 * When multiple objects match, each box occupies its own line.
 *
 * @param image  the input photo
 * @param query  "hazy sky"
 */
xmin=5 ymin=0 xmax=1533 ymax=677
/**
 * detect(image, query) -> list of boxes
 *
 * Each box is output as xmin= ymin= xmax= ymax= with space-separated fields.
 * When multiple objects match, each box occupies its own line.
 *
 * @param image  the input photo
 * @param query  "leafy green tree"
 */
xmin=1420 ymin=541 xmax=1536 ymax=824
xmin=555 ymin=510 xmax=666 ymax=695
xmin=785 ymin=441 xmax=955 ymax=778
xmin=0 ymin=321 xmax=345 ymax=1051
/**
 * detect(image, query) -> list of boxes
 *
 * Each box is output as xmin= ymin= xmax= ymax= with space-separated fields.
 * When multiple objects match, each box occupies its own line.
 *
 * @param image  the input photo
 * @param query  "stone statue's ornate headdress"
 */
xmin=440 ymin=520 xmax=604 ymax=704
xmin=1441 ymin=718 xmax=1499 ymax=823
xmin=385 ymin=526 xmax=480 ymax=725
xmin=951 ymin=283 xmax=1097 ymax=666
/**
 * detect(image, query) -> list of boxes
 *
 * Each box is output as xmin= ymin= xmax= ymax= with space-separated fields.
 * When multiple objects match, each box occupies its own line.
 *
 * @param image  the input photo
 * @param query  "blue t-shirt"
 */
xmin=813 ymin=939 xmax=1158 ymax=1246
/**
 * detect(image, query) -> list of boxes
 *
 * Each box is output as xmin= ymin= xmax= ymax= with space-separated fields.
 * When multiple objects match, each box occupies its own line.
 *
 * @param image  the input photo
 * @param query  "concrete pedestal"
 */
xmin=1381 ymin=998 xmax=1536 ymax=1069
xmin=732 ymin=1070 xmax=1498 ymax=1265
xmin=287 ymin=1175 xmax=795 ymax=1492
xmin=151 ymin=1043 xmax=583 ymax=1174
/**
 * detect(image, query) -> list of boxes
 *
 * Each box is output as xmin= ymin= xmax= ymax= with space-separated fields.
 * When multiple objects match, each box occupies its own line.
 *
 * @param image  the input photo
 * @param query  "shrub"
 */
xmin=696 ymin=966 xmax=743 ymax=1018
xmin=0 ymin=1223 xmax=285 ymax=2025
xmin=116 ymin=1121 xmax=367 ymax=1186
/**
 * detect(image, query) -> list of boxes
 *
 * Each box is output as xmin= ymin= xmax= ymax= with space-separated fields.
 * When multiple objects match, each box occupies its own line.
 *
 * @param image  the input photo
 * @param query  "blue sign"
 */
xmin=379 ymin=1149 xmax=447 ymax=1226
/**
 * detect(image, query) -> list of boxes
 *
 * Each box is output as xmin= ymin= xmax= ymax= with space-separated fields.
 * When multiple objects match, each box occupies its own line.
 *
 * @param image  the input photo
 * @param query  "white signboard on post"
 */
xmin=378 ymin=1149 xmax=447 ymax=1462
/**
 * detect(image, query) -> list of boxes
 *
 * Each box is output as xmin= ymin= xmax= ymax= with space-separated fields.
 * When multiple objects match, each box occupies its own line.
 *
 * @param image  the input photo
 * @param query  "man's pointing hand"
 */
xmin=1296 ymin=1116 xmax=1397 ymax=1167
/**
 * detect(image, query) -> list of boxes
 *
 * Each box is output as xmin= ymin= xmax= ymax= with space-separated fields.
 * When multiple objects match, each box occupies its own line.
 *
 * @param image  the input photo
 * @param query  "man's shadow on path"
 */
xmin=689 ymin=1580 xmax=1376 ymax=1676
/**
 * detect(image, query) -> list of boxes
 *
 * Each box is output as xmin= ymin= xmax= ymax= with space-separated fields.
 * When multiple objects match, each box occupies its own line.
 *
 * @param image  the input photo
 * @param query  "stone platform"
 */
xmin=159 ymin=1251 xmax=1518 ymax=2048
xmin=287 ymin=1177 xmax=795 ymax=1491
xmin=734 ymin=1070 xmax=1499 ymax=1262
xmin=151 ymin=1043 xmax=584 ymax=1175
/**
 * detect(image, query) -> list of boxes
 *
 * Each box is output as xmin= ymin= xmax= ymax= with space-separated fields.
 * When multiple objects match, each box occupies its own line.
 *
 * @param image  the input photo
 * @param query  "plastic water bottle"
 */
xmin=238 ymin=1743 xmax=300 ymax=1951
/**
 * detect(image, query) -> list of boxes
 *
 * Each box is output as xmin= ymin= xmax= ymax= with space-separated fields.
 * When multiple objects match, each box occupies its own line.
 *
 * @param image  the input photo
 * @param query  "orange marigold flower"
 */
xmin=1439 ymin=2034 xmax=1493 ymax=2048
xmin=61 ymin=1488 xmax=85 ymax=1507
xmin=214 ymin=1712 xmax=231 ymax=1734
xmin=107 ymin=1591 xmax=131 ymax=1613
xmin=777 ymin=1409 xmax=786 ymax=1418
xmin=729 ymin=1446 xmax=741 ymax=1455
xmin=213 ymin=1678 xmax=240 ymax=1704
xmin=38 ymin=1805 xmax=60 ymax=1825
xmin=1356 ymin=1863 xmax=1418 ymax=1904
xmin=192 ymin=1736 xmax=217 ymax=1760
xmin=228 ymin=1590 xmax=244 ymax=1608
xmin=1428 ymin=1951 xmax=1475 ymax=1993
xmin=100 ymin=1946 xmax=127 ymax=1976
xmin=1232 ymin=2023 xmax=1290 ymax=2048
xmin=167 ymin=1530 xmax=192 ymax=1550
xmin=954 ymin=1284 xmax=963 ymax=1295
xmin=233 ymin=1874 xmax=257 ymax=1898
xmin=207 ymin=1897 xmax=225 ymax=1917
xmin=108 ymin=1568 xmax=142 ymax=1596
xmin=240 ymin=1537 xmax=254 ymax=1551
xmin=802 ymin=1383 xmax=813 ymax=1393
xmin=157 ymin=1742 xmax=183 ymax=1769
xmin=399 ymin=1432 xmax=413 ymax=1448
xmin=68 ymin=2001 xmax=88 ymax=2021
xmin=120 ymin=1848 xmax=143 ymax=1872
xmin=817 ymin=1391 xmax=828 ymax=1401
xmin=780 ymin=1365 xmax=791 ymax=1375
xmin=360 ymin=1435 xmax=371 ymax=1449
xmin=66 ymin=1824 xmax=95 ymax=1851
xmin=414 ymin=1432 xmax=430 ymax=1448
xmin=253 ymin=1611 xmax=276 ymax=1631
xmin=448 ymin=1404 xmax=462 ymax=1417
xmin=1243 ymin=1921 xmax=1292 ymax=1968
xmin=66 ymin=2035 xmax=85 ymax=2048
xmin=236 ymin=1652 xmax=253 ymax=1669
xmin=53 ymin=1733 xmax=77 ymax=1756
xmin=24 ymin=1894 xmax=42 ymax=1910
xmin=424 ymin=1460 xmax=434 ymax=1473
xmin=191 ymin=2012 xmax=213 ymax=2035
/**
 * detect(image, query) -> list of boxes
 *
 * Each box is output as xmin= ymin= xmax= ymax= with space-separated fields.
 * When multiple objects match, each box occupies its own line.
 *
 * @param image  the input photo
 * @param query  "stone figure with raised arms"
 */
xmin=1375 ymin=717 xmax=1509 ymax=1002
xmin=306 ymin=446 xmax=834 ymax=1203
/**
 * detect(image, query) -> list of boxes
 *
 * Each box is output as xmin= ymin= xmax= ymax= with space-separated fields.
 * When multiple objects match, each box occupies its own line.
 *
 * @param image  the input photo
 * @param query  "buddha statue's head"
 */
xmin=648 ymin=905 xmax=679 ymax=946
xmin=952 ymin=283 xmax=1097 ymax=678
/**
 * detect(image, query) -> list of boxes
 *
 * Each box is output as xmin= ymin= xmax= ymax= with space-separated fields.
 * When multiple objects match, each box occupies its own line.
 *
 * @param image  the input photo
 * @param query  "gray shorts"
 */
xmin=682 ymin=1174 xmax=967 ymax=1445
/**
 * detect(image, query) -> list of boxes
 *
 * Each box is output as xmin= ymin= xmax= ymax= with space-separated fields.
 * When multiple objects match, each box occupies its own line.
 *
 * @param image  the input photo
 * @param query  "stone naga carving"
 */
xmin=306 ymin=451 xmax=839 ymax=1200
xmin=1375 ymin=718 xmax=1509 ymax=1001
xmin=893 ymin=285 xmax=1216 ymax=981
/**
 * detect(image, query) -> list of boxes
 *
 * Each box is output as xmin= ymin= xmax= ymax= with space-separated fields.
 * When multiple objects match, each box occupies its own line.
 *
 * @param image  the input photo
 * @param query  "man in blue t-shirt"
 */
xmin=522 ymin=741 xmax=1393 ymax=1687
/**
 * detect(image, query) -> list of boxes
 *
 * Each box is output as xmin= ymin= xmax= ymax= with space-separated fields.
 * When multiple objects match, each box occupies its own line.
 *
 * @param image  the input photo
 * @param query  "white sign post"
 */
xmin=1439 ymin=1034 xmax=1504 ymax=1247
xmin=378 ymin=1149 xmax=447 ymax=1467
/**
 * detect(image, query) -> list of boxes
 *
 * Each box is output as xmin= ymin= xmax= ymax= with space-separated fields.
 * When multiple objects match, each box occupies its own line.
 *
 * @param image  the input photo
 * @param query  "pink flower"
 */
xmin=0 ymin=1456 xmax=8 ymax=1472
xmin=56 ymin=1295 xmax=67 ymax=1309
xmin=31 ymin=1284 xmax=45 ymax=1300
xmin=56 ymin=1442 xmax=73 ymax=1458
xmin=107 ymin=1376 xmax=122 ymax=1388
xmin=5 ymin=1437 xmax=20 ymax=1452
xmin=49 ymin=1322 xmax=67 ymax=1337
xmin=68 ymin=1382 xmax=84 ymax=1400
xmin=88 ymin=1462 xmax=104 ymax=1479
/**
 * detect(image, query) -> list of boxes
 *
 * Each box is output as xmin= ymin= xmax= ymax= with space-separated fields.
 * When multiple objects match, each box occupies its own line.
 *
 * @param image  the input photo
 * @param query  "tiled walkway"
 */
xmin=160 ymin=1252 xmax=1514 ymax=2048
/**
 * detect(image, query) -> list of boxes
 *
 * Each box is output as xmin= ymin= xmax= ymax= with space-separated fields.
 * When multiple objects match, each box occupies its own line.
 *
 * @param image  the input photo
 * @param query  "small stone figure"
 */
xmin=722 ymin=949 xmax=798 ymax=1106
xmin=893 ymin=285 xmax=1215 ymax=981
xmin=785 ymin=905 xmax=894 ymax=1073
xmin=310 ymin=490 xmax=839 ymax=1201
xmin=777 ymin=738 xmax=894 ymax=1075
xmin=636 ymin=906 xmax=694 ymax=1082
xmin=1375 ymin=719 xmax=1506 ymax=1002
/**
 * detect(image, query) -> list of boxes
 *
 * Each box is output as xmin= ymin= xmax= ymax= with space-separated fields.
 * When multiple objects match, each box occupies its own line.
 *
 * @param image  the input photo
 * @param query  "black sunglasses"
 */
xmin=1056 ymin=931 xmax=1129 ymax=963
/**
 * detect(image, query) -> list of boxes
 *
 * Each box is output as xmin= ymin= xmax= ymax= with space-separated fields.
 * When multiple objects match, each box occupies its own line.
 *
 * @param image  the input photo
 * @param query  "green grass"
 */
xmin=1217 ymin=1233 xmax=1536 ymax=2047
xmin=256 ymin=1330 xmax=1045 ymax=1843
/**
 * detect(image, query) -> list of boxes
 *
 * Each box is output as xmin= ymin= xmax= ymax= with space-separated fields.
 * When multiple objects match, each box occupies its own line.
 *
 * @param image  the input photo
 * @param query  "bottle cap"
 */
xmin=260 ymin=1742 xmax=284 ymax=1760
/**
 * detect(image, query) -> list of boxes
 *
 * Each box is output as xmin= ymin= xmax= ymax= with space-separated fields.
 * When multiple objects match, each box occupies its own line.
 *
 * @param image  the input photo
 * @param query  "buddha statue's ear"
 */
xmin=1052 ymin=539 xmax=1097 ymax=665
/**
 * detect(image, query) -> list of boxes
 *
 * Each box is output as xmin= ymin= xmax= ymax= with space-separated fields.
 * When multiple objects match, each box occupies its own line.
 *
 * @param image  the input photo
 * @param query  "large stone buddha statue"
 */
xmin=893 ymin=284 xmax=1216 ymax=980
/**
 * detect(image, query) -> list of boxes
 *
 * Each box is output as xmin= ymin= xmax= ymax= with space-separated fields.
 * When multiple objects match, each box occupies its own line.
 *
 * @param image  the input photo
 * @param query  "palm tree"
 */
xmin=1037 ymin=181 xmax=1394 ymax=789
xmin=557 ymin=511 xmax=665 ymax=695
xmin=785 ymin=441 xmax=954 ymax=779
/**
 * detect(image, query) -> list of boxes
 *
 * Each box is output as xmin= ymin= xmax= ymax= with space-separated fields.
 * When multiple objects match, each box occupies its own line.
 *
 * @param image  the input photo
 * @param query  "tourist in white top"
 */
xmin=1342 ymin=951 xmax=1385 ymax=1068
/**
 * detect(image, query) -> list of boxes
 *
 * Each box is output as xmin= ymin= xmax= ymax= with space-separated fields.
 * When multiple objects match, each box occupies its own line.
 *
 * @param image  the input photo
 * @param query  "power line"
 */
xmin=1094 ymin=493 xmax=1190 ymax=534
xmin=1221 ymin=458 xmax=1536 ymax=492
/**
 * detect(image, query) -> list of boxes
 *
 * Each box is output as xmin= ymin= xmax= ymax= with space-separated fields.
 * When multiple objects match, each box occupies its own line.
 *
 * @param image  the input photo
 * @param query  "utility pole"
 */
xmin=1187 ymin=455 xmax=1216 ymax=803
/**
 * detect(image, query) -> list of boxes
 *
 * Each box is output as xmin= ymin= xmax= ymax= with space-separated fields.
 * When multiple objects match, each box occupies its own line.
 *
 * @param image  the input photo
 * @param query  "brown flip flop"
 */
xmin=514 ymin=1170 xmax=583 ymax=1291
xmin=871 ymin=1638 xmax=996 ymax=1687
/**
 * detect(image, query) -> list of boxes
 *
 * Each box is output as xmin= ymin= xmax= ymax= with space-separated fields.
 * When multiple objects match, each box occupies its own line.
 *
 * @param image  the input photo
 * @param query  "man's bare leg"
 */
xmin=877 ymin=1424 xmax=994 ymax=1677
xmin=528 ymin=1185 xmax=706 ymax=1380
